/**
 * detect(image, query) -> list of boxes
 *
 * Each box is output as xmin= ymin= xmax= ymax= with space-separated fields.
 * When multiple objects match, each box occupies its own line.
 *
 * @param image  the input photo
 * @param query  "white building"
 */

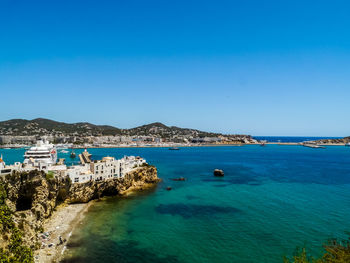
xmin=0 ymin=150 xmax=148 ymax=184
xmin=66 ymin=164 xmax=94 ymax=183
xmin=0 ymin=155 xmax=22 ymax=176
xmin=120 ymin=156 xmax=146 ymax=175
xmin=90 ymin=156 xmax=118 ymax=181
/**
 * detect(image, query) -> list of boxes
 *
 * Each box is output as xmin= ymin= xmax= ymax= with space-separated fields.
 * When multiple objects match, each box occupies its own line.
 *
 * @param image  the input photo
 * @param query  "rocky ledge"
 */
xmin=68 ymin=166 xmax=159 ymax=203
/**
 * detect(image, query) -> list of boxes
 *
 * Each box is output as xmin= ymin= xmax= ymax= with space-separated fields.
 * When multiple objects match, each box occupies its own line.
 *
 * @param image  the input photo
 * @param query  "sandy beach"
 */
xmin=33 ymin=184 xmax=157 ymax=263
xmin=34 ymin=202 xmax=92 ymax=263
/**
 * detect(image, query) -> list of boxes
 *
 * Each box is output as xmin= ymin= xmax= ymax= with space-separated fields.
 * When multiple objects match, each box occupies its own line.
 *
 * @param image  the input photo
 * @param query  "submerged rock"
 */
xmin=171 ymin=177 xmax=186 ymax=181
xmin=214 ymin=169 xmax=224 ymax=177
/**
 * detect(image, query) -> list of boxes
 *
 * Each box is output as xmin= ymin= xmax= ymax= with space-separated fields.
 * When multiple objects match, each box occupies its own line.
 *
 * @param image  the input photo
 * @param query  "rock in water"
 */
xmin=214 ymin=169 xmax=224 ymax=177
xmin=171 ymin=177 xmax=186 ymax=181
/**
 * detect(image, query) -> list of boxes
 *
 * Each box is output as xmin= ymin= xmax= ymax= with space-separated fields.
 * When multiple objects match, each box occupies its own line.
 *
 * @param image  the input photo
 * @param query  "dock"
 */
xmin=303 ymin=144 xmax=325 ymax=149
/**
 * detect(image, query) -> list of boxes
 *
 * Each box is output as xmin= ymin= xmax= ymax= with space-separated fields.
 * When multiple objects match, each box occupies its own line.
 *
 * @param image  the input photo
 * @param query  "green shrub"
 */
xmin=283 ymin=248 xmax=317 ymax=263
xmin=285 ymin=238 xmax=350 ymax=263
xmin=45 ymin=171 xmax=54 ymax=180
xmin=0 ymin=182 xmax=34 ymax=263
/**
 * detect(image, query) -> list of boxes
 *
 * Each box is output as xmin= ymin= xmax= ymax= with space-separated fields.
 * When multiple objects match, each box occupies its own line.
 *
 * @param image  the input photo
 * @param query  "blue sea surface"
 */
xmin=1 ymin=145 xmax=350 ymax=263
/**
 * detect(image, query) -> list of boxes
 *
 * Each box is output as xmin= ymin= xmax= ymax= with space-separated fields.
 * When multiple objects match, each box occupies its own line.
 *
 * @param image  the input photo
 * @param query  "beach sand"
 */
xmin=34 ymin=202 xmax=92 ymax=263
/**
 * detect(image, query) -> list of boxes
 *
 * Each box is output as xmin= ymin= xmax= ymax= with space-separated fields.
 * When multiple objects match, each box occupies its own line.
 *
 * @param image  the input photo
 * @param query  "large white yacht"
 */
xmin=24 ymin=140 xmax=57 ymax=167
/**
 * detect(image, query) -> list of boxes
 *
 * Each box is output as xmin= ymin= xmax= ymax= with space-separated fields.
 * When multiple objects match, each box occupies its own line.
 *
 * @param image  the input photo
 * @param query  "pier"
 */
xmin=302 ymin=144 xmax=325 ymax=149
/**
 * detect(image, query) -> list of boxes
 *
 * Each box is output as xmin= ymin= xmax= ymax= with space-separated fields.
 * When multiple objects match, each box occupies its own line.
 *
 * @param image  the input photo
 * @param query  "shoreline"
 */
xmin=0 ymin=142 xmax=346 ymax=150
xmin=1 ymin=143 xmax=349 ymax=150
xmin=34 ymin=202 xmax=92 ymax=263
xmin=34 ymin=182 xmax=159 ymax=263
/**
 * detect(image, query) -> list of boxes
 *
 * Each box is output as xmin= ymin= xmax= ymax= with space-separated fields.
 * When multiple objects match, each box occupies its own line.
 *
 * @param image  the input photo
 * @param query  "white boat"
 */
xmin=23 ymin=140 xmax=57 ymax=167
xmin=60 ymin=150 xmax=69 ymax=153
xmin=55 ymin=143 xmax=72 ymax=150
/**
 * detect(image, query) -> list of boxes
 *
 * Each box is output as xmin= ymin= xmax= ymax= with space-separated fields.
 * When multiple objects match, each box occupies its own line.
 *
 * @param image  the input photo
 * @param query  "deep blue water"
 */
xmin=253 ymin=136 xmax=342 ymax=143
xmin=1 ymin=145 xmax=350 ymax=263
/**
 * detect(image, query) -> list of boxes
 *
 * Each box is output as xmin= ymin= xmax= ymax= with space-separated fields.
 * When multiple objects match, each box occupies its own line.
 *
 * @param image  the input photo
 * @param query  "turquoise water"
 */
xmin=1 ymin=145 xmax=350 ymax=262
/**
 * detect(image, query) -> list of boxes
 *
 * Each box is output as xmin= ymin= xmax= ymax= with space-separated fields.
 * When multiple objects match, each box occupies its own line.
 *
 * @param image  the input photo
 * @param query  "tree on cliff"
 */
xmin=284 ymin=238 xmax=350 ymax=263
xmin=0 ymin=182 xmax=34 ymax=263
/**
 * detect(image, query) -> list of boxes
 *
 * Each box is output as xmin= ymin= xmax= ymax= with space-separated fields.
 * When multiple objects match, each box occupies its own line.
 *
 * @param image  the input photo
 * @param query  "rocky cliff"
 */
xmin=0 ymin=166 xmax=159 ymax=261
xmin=67 ymin=166 xmax=159 ymax=203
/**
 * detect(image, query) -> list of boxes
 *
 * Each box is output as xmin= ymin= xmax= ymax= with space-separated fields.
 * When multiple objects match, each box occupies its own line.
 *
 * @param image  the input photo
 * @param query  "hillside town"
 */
xmin=0 ymin=118 xmax=258 ymax=148
xmin=0 ymin=134 xmax=257 ymax=148
xmin=0 ymin=140 xmax=148 ymax=184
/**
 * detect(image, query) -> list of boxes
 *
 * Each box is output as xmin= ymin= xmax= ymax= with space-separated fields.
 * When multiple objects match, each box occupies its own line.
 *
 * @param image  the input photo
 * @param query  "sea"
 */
xmin=1 ymin=143 xmax=350 ymax=263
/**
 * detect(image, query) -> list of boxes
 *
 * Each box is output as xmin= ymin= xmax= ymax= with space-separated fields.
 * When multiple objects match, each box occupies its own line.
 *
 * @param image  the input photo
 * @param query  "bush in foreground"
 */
xmin=0 ymin=183 xmax=34 ymax=263
xmin=284 ymin=238 xmax=350 ymax=263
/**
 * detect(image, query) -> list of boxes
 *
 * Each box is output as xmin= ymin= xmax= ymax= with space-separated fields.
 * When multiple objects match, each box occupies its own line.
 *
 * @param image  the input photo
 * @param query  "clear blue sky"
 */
xmin=0 ymin=0 xmax=349 ymax=136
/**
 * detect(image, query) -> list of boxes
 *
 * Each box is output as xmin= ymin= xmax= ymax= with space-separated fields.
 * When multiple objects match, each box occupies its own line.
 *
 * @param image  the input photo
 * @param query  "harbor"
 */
xmin=0 ymin=139 xmax=148 ymax=184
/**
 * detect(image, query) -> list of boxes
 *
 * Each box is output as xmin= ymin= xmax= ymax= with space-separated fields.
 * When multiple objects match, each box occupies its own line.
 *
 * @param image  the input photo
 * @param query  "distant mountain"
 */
xmin=124 ymin=122 xmax=222 ymax=138
xmin=0 ymin=118 xmax=238 ymax=138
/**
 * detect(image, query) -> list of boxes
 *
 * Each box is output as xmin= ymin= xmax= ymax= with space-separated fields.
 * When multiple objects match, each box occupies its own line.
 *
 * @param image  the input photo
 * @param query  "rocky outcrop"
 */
xmin=313 ymin=137 xmax=350 ymax=144
xmin=4 ymin=171 xmax=70 ymax=220
xmin=0 ymin=166 xmax=159 ymax=251
xmin=214 ymin=169 xmax=224 ymax=177
xmin=67 ymin=166 xmax=159 ymax=203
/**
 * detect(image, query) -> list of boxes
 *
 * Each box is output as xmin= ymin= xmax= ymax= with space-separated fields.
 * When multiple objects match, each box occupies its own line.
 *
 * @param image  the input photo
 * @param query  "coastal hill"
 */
xmin=0 ymin=118 xmax=251 ymax=140
xmin=0 ymin=118 xmax=122 ymax=136
xmin=123 ymin=122 xmax=223 ymax=138
xmin=313 ymin=137 xmax=350 ymax=144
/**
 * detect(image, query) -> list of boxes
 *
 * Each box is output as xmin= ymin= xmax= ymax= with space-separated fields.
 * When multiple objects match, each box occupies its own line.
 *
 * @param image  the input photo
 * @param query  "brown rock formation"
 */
xmin=67 ymin=166 xmax=159 ymax=203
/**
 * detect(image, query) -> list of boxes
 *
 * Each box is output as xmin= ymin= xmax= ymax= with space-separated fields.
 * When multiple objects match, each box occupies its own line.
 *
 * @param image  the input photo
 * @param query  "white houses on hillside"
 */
xmin=0 ymin=150 xmax=147 ymax=185
xmin=0 ymin=155 xmax=22 ymax=176
xmin=66 ymin=155 xmax=146 ymax=183
xmin=66 ymin=164 xmax=93 ymax=183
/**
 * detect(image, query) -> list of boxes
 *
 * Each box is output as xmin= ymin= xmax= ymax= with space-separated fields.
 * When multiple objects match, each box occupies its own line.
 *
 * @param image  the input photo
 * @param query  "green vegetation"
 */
xmin=0 ymin=183 xmax=34 ymax=263
xmin=0 ymin=118 xmax=230 ymax=138
xmin=125 ymin=122 xmax=220 ymax=138
xmin=284 ymin=239 xmax=350 ymax=263
xmin=45 ymin=171 xmax=54 ymax=180
xmin=0 ymin=118 xmax=122 ymax=136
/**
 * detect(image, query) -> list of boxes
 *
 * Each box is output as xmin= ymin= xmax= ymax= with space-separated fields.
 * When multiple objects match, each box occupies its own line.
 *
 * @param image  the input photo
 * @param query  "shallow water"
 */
xmin=2 ymin=145 xmax=350 ymax=262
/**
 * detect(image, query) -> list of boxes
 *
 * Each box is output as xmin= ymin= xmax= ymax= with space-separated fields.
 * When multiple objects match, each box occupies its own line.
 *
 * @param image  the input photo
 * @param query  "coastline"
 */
xmin=34 ymin=182 xmax=160 ymax=263
xmin=1 ymin=143 xmax=348 ymax=150
xmin=34 ymin=202 xmax=92 ymax=263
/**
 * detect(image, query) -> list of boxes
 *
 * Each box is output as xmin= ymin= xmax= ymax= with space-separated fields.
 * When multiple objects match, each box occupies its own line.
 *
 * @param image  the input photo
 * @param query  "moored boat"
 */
xmin=23 ymin=140 xmax=57 ymax=167
xmin=169 ymin=147 xmax=180 ymax=150
xmin=70 ymin=149 xmax=76 ymax=159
